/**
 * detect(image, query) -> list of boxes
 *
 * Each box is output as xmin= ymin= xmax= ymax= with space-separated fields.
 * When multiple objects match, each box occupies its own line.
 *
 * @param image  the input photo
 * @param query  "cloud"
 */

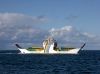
xmin=49 ymin=26 xmax=83 ymax=42
xmin=0 ymin=13 xmax=50 ymax=26
xmin=0 ymin=13 xmax=100 ymax=50
xmin=0 ymin=13 xmax=50 ymax=39
xmin=65 ymin=15 xmax=79 ymax=21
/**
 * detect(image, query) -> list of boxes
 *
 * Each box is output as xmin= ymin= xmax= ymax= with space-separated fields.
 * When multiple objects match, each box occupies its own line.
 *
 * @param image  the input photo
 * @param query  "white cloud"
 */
xmin=49 ymin=26 xmax=83 ymax=42
xmin=0 ymin=13 xmax=50 ymax=26
xmin=0 ymin=13 xmax=50 ymax=40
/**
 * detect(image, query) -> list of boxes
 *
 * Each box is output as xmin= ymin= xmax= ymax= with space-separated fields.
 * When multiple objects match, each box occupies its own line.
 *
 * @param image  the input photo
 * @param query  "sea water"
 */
xmin=0 ymin=50 xmax=100 ymax=74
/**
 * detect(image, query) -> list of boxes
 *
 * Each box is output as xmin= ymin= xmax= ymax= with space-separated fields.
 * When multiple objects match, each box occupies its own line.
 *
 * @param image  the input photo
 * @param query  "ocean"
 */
xmin=0 ymin=50 xmax=100 ymax=74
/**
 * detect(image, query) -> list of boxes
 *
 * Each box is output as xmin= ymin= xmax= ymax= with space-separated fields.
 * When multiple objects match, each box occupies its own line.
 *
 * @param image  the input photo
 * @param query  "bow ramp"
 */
xmin=15 ymin=44 xmax=30 ymax=53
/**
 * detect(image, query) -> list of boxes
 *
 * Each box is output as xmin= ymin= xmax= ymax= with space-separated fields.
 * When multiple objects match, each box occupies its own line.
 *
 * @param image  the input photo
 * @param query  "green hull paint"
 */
xmin=27 ymin=47 xmax=43 ymax=51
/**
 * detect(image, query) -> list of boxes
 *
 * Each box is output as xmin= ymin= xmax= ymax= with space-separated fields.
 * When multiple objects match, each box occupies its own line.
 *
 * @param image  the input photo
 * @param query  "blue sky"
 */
xmin=0 ymin=0 xmax=100 ymax=50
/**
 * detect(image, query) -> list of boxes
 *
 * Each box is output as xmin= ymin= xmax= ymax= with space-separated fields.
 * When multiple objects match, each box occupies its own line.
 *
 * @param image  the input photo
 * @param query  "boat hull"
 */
xmin=17 ymin=48 xmax=81 ymax=54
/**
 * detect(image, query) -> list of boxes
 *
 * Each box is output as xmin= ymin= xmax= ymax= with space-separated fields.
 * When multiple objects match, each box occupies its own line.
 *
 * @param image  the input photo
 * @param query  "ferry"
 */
xmin=15 ymin=39 xmax=85 ymax=54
